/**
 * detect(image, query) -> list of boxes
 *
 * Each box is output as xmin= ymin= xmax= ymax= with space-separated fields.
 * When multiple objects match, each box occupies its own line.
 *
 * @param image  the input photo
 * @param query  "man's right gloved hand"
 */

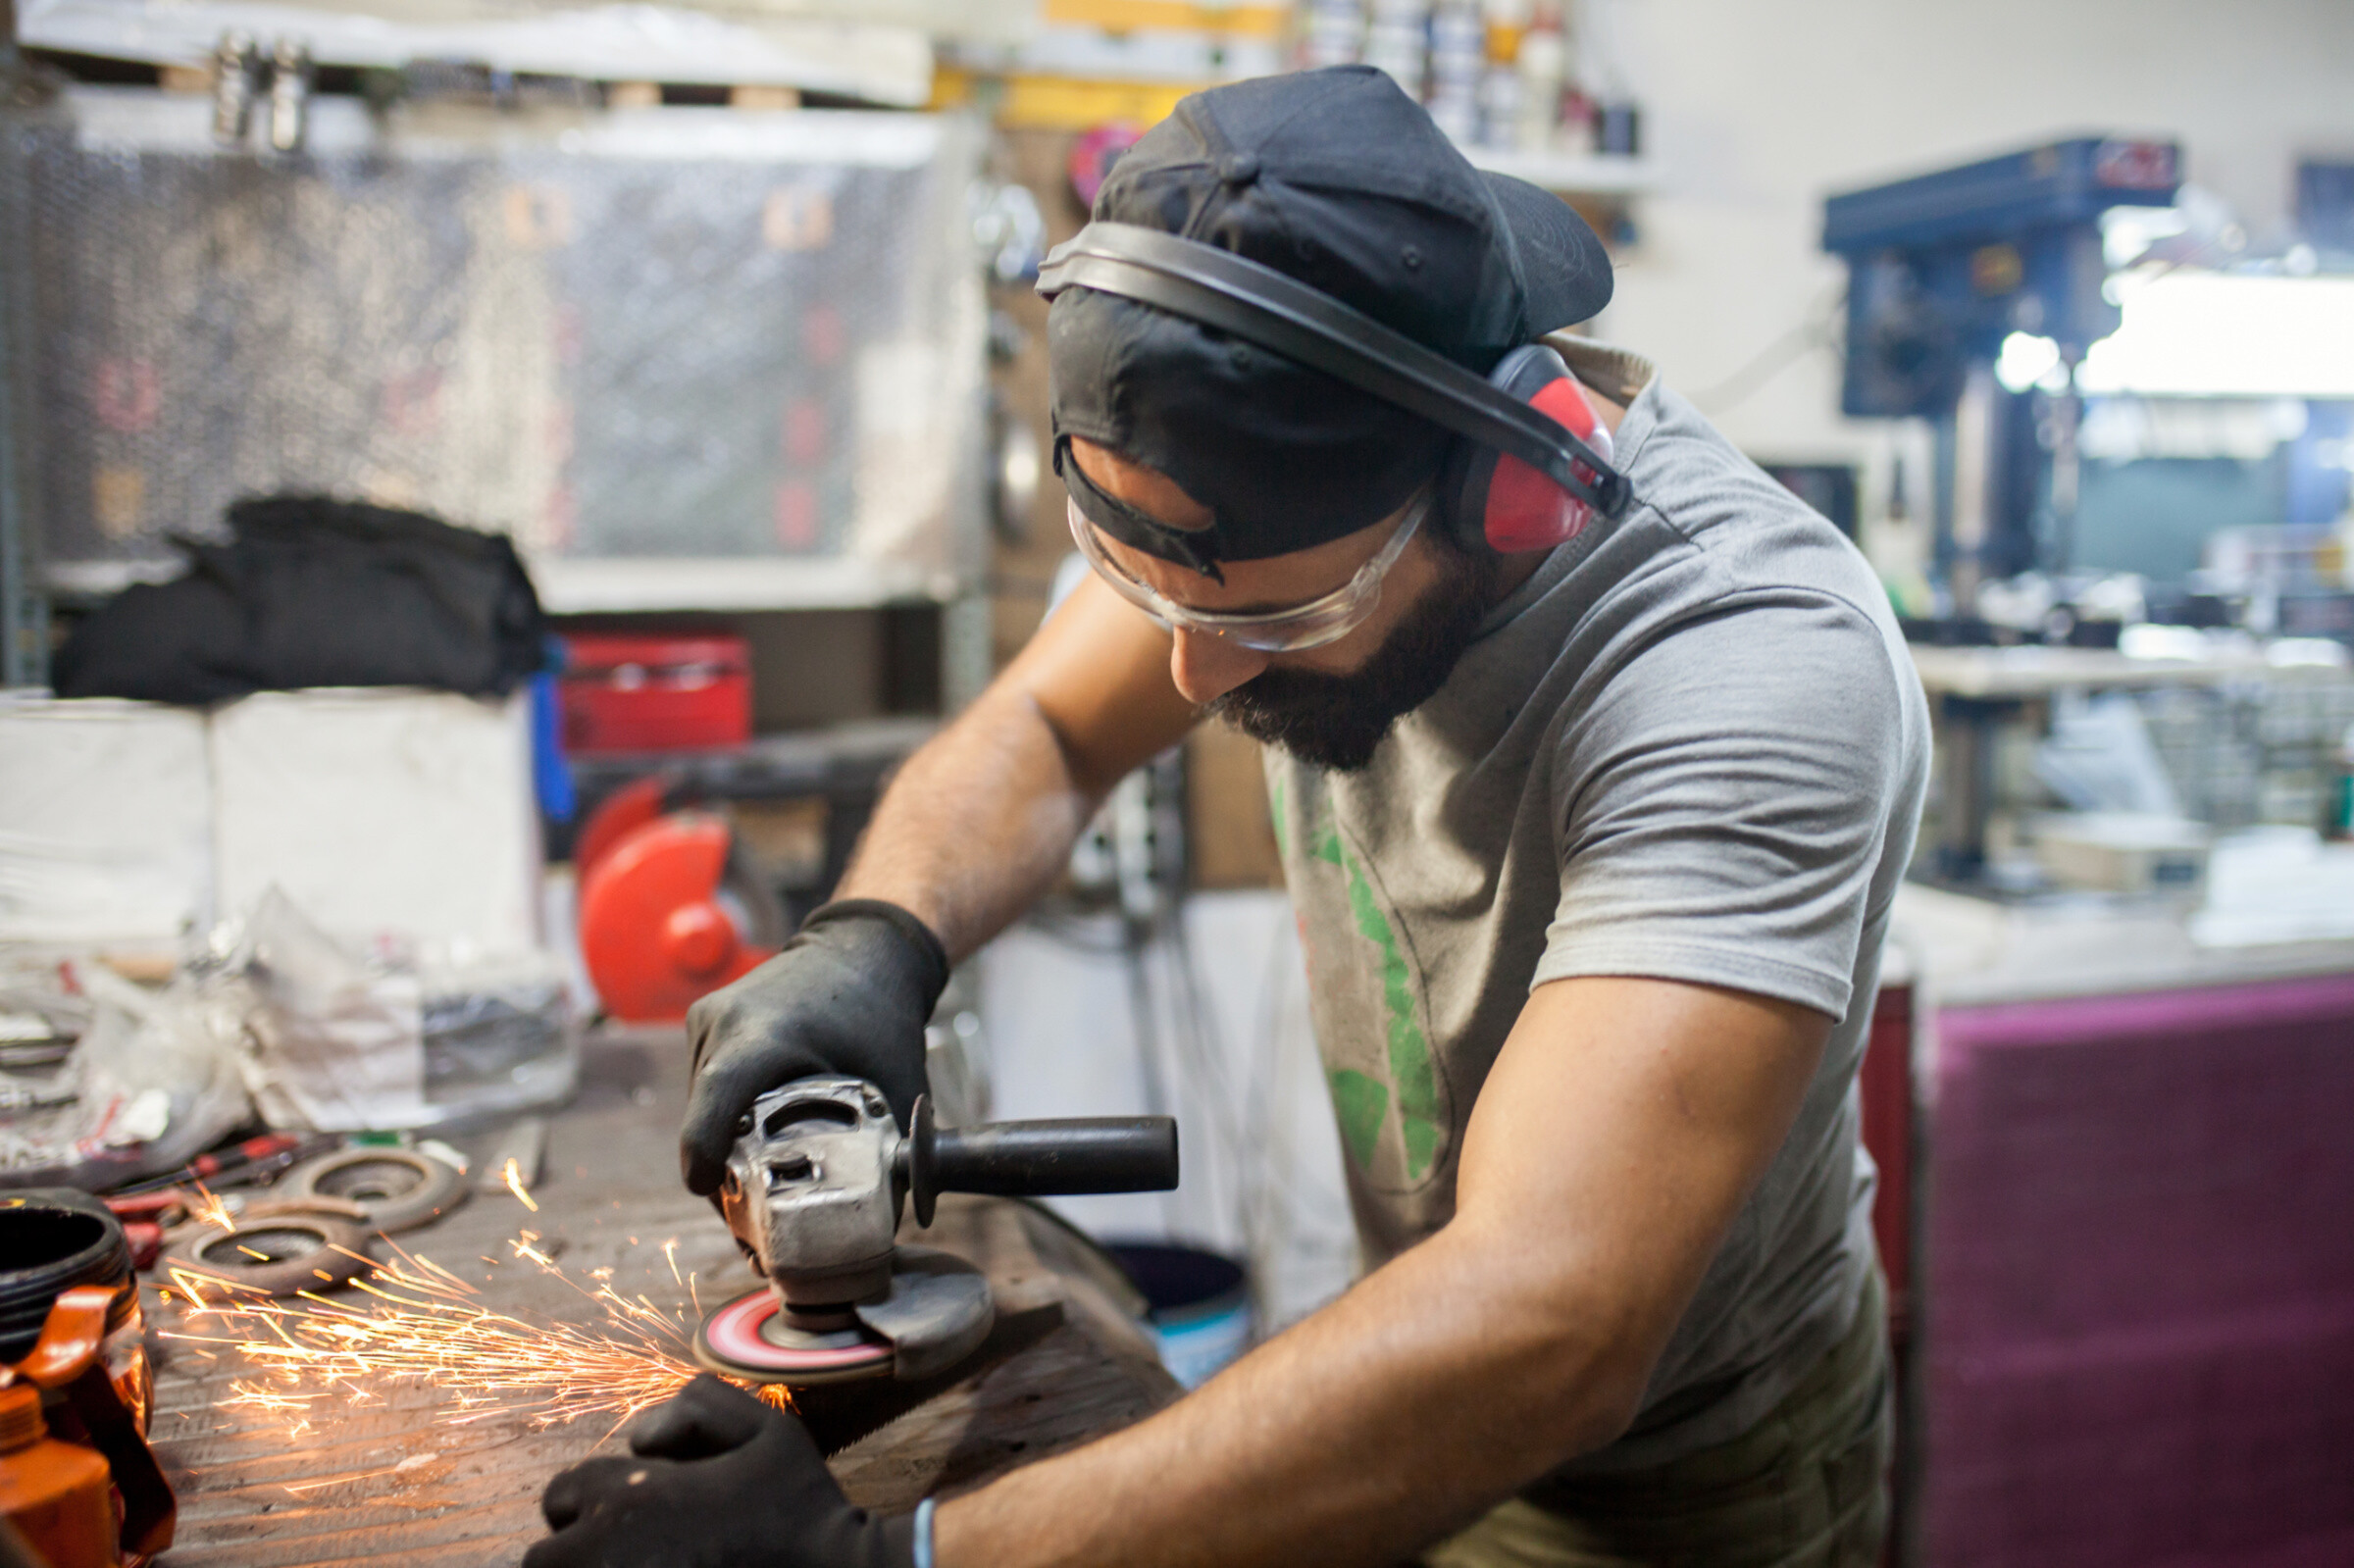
xmin=525 ymin=1375 xmax=917 ymax=1568
xmin=679 ymin=898 xmax=950 ymax=1195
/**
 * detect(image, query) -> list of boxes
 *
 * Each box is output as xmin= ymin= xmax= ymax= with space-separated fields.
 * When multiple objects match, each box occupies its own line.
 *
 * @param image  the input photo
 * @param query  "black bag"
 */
xmin=53 ymin=495 xmax=546 ymax=704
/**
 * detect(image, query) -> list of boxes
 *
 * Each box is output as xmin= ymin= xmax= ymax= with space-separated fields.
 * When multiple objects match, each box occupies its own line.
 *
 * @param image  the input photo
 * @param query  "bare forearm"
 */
xmin=935 ymin=1215 xmax=1640 ymax=1568
xmin=932 ymin=979 xmax=1829 ymax=1567
xmin=835 ymin=690 xmax=1101 ymax=961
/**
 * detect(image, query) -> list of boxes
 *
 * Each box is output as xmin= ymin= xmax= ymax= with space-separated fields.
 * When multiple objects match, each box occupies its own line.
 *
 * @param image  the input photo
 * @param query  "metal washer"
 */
xmin=278 ymin=1147 xmax=469 ymax=1233
xmin=159 ymin=1200 xmax=375 ymax=1297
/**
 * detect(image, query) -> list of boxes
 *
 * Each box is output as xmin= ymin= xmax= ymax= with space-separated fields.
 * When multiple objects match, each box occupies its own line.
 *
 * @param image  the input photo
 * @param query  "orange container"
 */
xmin=1 ymin=1287 xmax=174 ymax=1567
xmin=0 ymin=1382 xmax=119 ymax=1568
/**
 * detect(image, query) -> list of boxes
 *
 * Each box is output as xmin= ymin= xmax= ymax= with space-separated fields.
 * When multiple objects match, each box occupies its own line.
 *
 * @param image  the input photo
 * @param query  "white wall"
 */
xmin=1592 ymin=0 xmax=2354 ymax=528
xmin=978 ymin=890 xmax=1359 ymax=1330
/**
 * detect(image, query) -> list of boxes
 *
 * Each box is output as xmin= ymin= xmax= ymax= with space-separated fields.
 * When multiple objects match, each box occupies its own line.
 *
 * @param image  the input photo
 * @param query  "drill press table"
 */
xmin=143 ymin=1030 xmax=1180 ymax=1567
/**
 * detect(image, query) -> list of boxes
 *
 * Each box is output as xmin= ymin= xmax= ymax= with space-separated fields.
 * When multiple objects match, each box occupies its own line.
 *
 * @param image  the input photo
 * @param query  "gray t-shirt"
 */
xmin=1265 ymin=337 xmax=1930 ymax=1472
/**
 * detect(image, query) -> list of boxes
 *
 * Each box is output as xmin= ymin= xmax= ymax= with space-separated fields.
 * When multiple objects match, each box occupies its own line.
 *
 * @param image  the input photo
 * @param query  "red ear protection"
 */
xmin=1446 ymin=344 xmax=1615 ymax=553
xmin=1040 ymin=227 xmax=1636 ymax=556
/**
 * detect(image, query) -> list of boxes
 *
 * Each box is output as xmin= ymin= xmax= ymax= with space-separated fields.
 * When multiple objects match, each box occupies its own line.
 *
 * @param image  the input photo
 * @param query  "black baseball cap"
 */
xmin=1048 ymin=65 xmax=1613 ymax=569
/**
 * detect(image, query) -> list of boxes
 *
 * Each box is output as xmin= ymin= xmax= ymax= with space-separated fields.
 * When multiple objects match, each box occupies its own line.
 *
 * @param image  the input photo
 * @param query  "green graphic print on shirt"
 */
xmin=1272 ymin=773 xmax=1450 ymax=1193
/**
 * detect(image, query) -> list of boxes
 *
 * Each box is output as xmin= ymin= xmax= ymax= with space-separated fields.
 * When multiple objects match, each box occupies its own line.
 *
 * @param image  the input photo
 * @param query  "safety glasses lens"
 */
xmin=1064 ymin=496 xmax=1411 ymax=653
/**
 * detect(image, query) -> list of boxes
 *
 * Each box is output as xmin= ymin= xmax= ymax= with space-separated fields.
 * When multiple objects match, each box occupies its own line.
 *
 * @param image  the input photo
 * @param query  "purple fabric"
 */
xmin=1924 ymin=975 xmax=2354 ymax=1568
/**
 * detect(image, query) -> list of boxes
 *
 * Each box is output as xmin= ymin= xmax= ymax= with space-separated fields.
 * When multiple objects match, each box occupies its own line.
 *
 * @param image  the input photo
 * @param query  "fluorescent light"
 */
xmin=2101 ymin=204 xmax=2190 ymax=269
xmin=1996 ymin=331 xmax=2065 ymax=393
xmin=2077 ymin=396 xmax=2308 ymax=463
xmin=2077 ymin=273 xmax=2354 ymax=398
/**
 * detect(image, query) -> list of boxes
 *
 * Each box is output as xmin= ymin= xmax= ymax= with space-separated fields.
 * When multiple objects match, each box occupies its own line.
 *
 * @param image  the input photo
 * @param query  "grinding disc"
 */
xmin=693 ymin=1289 xmax=895 ymax=1385
xmin=693 ymin=1246 xmax=997 ymax=1386
xmin=279 ymin=1146 xmax=469 ymax=1233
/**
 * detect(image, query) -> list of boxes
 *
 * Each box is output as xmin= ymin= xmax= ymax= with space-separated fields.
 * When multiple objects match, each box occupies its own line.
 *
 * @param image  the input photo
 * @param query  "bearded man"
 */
xmin=530 ymin=64 xmax=1929 ymax=1568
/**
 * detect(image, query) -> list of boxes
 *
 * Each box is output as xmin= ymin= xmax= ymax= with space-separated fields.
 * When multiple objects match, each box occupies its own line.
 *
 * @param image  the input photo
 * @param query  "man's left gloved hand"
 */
xmin=523 ymin=1375 xmax=916 ymax=1568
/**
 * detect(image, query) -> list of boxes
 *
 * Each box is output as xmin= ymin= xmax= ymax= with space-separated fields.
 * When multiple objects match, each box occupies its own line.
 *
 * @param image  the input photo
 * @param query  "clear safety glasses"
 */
xmin=1065 ymin=489 xmax=1430 ymax=653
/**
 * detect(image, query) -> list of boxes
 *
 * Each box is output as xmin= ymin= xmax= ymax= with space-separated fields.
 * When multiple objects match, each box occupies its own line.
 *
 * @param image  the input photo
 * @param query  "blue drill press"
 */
xmin=1823 ymin=136 xmax=2181 ymax=612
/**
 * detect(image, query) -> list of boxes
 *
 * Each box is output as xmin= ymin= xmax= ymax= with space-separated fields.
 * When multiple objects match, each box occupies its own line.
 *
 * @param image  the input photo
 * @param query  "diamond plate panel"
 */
xmin=5 ymin=88 xmax=987 ymax=609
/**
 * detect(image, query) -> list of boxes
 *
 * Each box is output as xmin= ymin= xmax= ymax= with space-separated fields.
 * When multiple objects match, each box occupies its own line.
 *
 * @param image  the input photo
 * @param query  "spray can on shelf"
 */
xmin=1511 ymin=14 xmax=1563 ymax=151
xmin=1299 ymin=0 xmax=1366 ymax=70
xmin=209 ymin=30 xmax=258 ymax=146
xmin=1475 ymin=0 xmax=1528 ymax=148
xmin=267 ymin=37 xmax=314 ymax=154
xmin=1429 ymin=0 xmax=1484 ymax=65
xmin=1425 ymin=1 xmax=1486 ymax=142
xmin=1592 ymin=98 xmax=1640 ymax=157
xmin=1363 ymin=0 xmax=1431 ymax=100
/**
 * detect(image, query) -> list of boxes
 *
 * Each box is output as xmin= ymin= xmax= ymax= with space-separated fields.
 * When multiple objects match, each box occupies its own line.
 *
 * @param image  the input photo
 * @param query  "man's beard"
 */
xmin=1205 ymin=538 xmax=1499 ymax=773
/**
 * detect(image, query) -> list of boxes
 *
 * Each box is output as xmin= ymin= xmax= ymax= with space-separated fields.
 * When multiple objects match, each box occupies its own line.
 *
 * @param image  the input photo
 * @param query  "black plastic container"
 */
xmin=0 ymin=1189 xmax=134 ymax=1364
xmin=1103 ymin=1241 xmax=1252 ymax=1390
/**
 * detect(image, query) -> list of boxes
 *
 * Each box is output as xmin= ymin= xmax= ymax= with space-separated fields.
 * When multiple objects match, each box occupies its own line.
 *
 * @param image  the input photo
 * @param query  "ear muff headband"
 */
xmin=1449 ymin=342 xmax=1613 ymax=552
xmin=1038 ymin=222 xmax=1634 ymax=526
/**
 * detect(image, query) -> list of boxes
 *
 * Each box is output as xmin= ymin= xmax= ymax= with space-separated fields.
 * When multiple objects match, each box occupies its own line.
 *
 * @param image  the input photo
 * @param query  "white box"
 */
xmin=209 ymin=688 xmax=542 ymax=958
xmin=2031 ymin=811 xmax=2211 ymax=897
xmin=0 ymin=693 xmax=213 ymax=946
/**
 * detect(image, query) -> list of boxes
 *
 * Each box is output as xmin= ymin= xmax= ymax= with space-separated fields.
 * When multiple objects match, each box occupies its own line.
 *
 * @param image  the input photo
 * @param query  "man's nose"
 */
xmin=1169 ymin=626 xmax=1270 ymax=705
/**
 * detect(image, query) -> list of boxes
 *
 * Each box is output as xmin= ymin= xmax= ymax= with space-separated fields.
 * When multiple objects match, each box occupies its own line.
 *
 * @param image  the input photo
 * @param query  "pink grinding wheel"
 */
xmin=694 ymin=1289 xmax=894 ymax=1384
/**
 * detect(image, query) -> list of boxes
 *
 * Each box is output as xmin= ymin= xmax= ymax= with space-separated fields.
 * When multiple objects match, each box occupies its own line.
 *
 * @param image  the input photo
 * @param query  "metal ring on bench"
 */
xmin=159 ymin=1200 xmax=375 ymax=1298
xmin=278 ymin=1147 xmax=469 ymax=1234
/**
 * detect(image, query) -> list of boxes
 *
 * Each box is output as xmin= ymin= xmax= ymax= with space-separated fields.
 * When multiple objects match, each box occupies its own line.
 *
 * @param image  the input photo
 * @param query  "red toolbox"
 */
xmin=558 ymin=632 xmax=750 ymax=755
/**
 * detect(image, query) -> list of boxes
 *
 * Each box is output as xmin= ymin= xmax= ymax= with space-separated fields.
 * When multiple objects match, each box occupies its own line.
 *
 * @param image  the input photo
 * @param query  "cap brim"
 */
xmin=1483 ymin=172 xmax=1614 ymax=333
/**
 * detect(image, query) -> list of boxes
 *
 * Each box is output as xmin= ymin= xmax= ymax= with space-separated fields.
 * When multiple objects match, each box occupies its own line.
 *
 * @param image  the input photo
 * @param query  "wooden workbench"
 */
xmin=145 ymin=1031 xmax=1181 ymax=1566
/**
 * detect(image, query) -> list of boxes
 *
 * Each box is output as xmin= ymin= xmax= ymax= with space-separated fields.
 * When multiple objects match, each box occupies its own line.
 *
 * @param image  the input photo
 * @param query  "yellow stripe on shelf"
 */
xmin=933 ymin=70 xmax=1208 ymax=130
xmin=1042 ymin=0 xmax=1288 ymax=38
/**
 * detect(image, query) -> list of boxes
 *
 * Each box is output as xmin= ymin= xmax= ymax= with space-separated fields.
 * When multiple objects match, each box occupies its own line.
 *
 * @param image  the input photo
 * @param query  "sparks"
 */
xmin=502 ymin=1158 xmax=539 ymax=1212
xmin=189 ymin=1182 xmax=236 ymax=1234
xmin=161 ymin=1233 xmax=790 ymax=1434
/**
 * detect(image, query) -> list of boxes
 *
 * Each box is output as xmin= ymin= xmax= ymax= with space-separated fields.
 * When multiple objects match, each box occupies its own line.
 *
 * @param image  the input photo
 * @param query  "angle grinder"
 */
xmin=693 ymin=1077 xmax=1178 ymax=1386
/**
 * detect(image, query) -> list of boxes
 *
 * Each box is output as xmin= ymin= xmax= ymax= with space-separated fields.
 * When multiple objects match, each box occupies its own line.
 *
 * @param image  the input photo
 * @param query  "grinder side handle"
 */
xmin=902 ymin=1096 xmax=1178 ymax=1226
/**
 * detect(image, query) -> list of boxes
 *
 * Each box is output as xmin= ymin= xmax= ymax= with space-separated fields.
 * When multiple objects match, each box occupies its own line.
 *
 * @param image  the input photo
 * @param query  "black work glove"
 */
xmin=680 ymin=898 xmax=949 ymax=1195
xmin=524 ymin=1374 xmax=916 ymax=1568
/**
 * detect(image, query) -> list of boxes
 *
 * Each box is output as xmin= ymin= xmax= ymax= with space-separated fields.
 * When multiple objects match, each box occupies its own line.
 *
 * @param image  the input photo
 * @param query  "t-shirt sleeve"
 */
xmin=1531 ymin=591 xmax=1913 ymax=1020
